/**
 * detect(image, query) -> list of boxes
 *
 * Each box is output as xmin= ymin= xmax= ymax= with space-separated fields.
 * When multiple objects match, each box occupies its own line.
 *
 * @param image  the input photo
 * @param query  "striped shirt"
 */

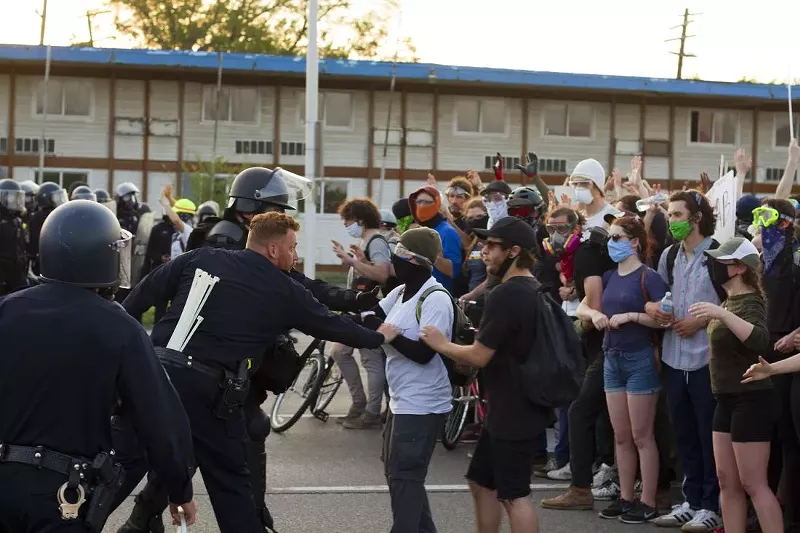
xmin=656 ymin=237 xmax=720 ymax=371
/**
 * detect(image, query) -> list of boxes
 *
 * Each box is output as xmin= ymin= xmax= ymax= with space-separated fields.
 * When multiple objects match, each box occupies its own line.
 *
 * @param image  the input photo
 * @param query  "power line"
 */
xmin=665 ymin=8 xmax=701 ymax=79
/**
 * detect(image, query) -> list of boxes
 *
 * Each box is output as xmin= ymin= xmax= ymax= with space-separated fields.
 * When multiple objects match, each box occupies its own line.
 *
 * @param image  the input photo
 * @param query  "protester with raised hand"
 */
xmin=689 ymin=237 xmax=782 ymax=533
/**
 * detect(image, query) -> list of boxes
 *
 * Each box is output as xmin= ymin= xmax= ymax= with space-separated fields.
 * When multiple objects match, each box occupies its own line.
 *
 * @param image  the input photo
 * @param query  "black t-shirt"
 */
xmin=763 ymin=245 xmax=798 ymax=335
xmin=533 ymin=253 xmax=562 ymax=301
xmin=649 ymin=211 xmax=672 ymax=268
xmin=573 ymin=241 xmax=614 ymax=355
xmin=476 ymin=276 xmax=552 ymax=441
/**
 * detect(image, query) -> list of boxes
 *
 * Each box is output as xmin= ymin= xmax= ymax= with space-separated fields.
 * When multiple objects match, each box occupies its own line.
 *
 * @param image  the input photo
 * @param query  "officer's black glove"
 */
xmin=515 ymin=152 xmax=539 ymax=178
xmin=354 ymin=286 xmax=381 ymax=311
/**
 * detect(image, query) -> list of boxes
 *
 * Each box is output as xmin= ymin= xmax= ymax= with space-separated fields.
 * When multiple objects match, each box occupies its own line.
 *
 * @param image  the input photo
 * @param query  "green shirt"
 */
xmin=708 ymin=293 xmax=771 ymax=394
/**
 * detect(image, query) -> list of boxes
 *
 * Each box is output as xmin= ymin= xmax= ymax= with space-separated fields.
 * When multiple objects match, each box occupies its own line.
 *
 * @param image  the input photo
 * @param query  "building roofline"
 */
xmin=0 ymin=44 xmax=794 ymax=102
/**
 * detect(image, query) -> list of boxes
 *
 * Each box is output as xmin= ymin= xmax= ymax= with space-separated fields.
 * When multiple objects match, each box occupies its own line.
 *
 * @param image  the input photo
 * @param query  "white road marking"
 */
xmin=267 ymin=483 xmax=568 ymax=494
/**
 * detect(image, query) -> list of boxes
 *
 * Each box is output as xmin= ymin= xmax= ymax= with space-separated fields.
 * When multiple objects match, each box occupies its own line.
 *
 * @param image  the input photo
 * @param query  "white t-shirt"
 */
xmin=170 ymin=222 xmax=193 ymax=260
xmin=584 ymin=203 xmax=621 ymax=230
xmin=379 ymin=277 xmax=454 ymax=416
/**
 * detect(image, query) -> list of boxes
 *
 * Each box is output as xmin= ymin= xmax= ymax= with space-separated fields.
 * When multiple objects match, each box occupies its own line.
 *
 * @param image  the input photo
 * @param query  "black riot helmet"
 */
xmin=38 ymin=181 xmax=69 ymax=210
xmin=206 ymin=219 xmax=247 ymax=250
xmin=39 ymin=200 xmax=133 ymax=290
xmin=196 ymin=200 xmax=220 ymax=222
xmin=0 ymin=179 xmax=26 ymax=214
xmin=71 ymin=185 xmax=97 ymax=202
xmin=94 ymin=188 xmax=111 ymax=203
xmin=19 ymin=180 xmax=40 ymax=213
xmin=227 ymin=166 xmax=312 ymax=215
xmin=115 ymin=181 xmax=140 ymax=211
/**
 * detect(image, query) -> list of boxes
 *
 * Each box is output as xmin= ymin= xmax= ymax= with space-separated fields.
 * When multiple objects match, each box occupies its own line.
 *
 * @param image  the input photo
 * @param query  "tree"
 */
xmin=108 ymin=0 xmax=417 ymax=61
xmin=183 ymin=156 xmax=240 ymax=207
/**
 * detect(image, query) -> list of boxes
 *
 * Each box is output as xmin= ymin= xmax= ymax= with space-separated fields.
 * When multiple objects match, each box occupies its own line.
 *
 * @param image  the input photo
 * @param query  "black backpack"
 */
xmin=519 ymin=282 xmax=585 ymax=408
xmin=665 ymin=240 xmax=727 ymax=302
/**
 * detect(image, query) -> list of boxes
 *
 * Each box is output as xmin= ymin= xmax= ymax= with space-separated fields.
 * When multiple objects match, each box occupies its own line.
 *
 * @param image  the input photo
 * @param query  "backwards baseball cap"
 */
xmin=474 ymin=217 xmax=538 ymax=251
xmin=704 ymin=237 xmax=760 ymax=271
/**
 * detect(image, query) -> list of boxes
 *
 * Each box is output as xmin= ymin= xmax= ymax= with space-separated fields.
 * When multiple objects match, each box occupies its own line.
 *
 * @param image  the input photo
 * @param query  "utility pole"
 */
xmin=666 ymin=8 xmax=700 ymax=79
xmin=84 ymin=10 xmax=111 ymax=47
xmin=37 ymin=0 xmax=48 ymax=45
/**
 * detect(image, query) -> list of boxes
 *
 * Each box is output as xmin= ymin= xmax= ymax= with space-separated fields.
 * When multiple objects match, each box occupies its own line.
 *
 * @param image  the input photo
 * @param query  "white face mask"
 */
xmin=573 ymin=187 xmax=594 ymax=205
xmin=346 ymin=222 xmax=364 ymax=239
xmin=486 ymin=199 xmax=508 ymax=221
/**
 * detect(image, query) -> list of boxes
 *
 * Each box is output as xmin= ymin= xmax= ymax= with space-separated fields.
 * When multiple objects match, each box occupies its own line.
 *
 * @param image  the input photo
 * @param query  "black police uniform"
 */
xmin=0 ymin=201 xmax=195 ymax=533
xmin=0 ymin=206 xmax=27 ymax=296
xmin=142 ymin=217 xmax=178 ymax=323
xmin=113 ymin=247 xmax=384 ymax=533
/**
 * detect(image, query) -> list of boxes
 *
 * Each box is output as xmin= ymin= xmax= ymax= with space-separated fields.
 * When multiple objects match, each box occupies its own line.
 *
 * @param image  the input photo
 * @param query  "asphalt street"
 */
xmin=104 ymin=336 xmax=658 ymax=533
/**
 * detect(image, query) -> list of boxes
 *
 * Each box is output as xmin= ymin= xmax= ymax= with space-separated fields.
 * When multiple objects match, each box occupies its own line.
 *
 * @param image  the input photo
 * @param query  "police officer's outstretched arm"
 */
xmin=117 ymin=326 xmax=197 ymax=517
xmin=287 ymin=279 xmax=385 ymax=348
xmin=288 ymin=268 xmax=379 ymax=312
xmin=123 ymin=250 xmax=195 ymax=317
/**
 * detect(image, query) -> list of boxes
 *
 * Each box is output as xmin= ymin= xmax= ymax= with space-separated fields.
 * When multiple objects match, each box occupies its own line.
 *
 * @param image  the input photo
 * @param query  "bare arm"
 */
xmin=351 ymin=260 xmax=391 ymax=285
xmin=432 ymin=339 xmax=496 ymax=368
xmin=775 ymin=140 xmax=800 ymax=200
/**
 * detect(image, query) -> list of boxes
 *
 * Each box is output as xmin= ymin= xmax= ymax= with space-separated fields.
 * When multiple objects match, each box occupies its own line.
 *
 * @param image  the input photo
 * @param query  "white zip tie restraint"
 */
xmin=166 ymin=268 xmax=220 ymax=352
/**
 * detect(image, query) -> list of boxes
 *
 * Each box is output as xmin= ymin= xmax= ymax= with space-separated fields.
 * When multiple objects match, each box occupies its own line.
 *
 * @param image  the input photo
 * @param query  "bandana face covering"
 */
xmin=762 ymin=226 xmax=787 ymax=273
xmin=486 ymin=199 xmax=508 ymax=228
xmin=414 ymin=203 xmax=439 ymax=223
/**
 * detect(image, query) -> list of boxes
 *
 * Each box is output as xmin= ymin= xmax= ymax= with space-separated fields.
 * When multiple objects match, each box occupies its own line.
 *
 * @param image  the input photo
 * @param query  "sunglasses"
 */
xmin=609 ymin=234 xmax=630 ymax=242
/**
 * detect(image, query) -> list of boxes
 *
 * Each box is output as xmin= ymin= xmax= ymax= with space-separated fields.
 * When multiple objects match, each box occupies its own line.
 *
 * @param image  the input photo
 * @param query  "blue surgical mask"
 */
xmin=607 ymin=238 xmax=635 ymax=263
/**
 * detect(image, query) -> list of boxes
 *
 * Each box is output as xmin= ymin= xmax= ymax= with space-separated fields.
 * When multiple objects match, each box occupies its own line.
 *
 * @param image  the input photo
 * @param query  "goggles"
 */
xmin=546 ymin=223 xmax=574 ymax=235
xmin=752 ymin=206 xmax=794 ymax=229
xmin=393 ymin=243 xmax=433 ymax=269
xmin=446 ymin=186 xmax=470 ymax=198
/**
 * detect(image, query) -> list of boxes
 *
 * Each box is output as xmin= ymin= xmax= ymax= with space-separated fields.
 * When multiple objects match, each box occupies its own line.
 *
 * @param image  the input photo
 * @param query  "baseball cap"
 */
xmin=704 ymin=237 xmax=760 ymax=271
xmin=603 ymin=208 xmax=629 ymax=225
xmin=474 ymin=217 xmax=538 ymax=251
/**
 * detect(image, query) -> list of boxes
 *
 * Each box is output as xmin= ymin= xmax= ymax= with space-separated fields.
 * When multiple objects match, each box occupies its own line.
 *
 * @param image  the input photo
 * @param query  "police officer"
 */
xmin=19 ymin=180 xmax=40 ymax=222
xmin=0 ymin=179 xmax=28 ymax=295
xmin=28 ymin=181 xmax=69 ymax=275
xmin=112 ymin=211 xmax=393 ymax=533
xmin=94 ymin=188 xmax=116 ymax=213
xmin=71 ymin=185 xmax=98 ymax=202
xmin=196 ymin=200 xmax=219 ymax=223
xmin=114 ymin=182 xmax=153 ymax=308
xmin=0 ymin=200 xmax=197 ymax=532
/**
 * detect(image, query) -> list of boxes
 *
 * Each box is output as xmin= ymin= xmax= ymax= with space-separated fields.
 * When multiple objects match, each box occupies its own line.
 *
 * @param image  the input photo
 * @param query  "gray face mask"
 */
xmin=549 ymin=232 xmax=567 ymax=252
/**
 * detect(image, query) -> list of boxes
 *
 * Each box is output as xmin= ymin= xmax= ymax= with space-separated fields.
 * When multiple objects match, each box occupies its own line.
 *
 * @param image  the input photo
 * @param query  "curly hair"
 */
xmin=446 ymin=177 xmax=475 ymax=197
xmin=337 ymin=197 xmax=382 ymax=229
xmin=464 ymin=196 xmax=487 ymax=213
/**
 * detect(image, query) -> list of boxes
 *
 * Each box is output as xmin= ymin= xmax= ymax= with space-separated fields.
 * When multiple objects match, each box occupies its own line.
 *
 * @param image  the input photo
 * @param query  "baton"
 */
xmin=175 ymin=507 xmax=187 ymax=533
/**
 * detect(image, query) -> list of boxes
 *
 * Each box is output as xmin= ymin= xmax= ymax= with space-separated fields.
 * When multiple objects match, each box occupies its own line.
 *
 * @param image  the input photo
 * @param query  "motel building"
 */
xmin=0 ymin=45 xmax=797 ymax=266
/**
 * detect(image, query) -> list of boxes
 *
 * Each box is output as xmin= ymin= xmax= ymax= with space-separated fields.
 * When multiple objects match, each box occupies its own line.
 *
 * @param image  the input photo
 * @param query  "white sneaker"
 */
xmin=591 ymin=479 xmax=620 ymax=501
xmin=681 ymin=509 xmax=722 ymax=532
xmin=546 ymin=462 xmax=572 ymax=481
xmin=653 ymin=502 xmax=695 ymax=528
xmin=592 ymin=463 xmax=615 ymax=488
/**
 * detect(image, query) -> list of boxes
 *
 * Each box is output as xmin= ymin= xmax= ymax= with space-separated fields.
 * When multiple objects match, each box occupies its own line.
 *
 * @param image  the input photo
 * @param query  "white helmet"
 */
xmin=569 ymin=159 xmax=606 ymax=192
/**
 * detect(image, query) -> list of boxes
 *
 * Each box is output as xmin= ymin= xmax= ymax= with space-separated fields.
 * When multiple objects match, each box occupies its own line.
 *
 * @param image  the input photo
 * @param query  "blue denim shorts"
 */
xmin=603 ymin=347 xmax=661 ymax=395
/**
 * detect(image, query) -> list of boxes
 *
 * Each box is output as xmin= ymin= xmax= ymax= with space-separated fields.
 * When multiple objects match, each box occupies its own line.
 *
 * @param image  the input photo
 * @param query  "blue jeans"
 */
xmin=604 ymin=347 xmax=661 ymax=395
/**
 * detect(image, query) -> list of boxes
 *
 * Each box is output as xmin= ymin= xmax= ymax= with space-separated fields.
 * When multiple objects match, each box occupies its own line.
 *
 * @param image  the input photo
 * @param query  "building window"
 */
xmin=202 ymin=86 xmax=259 ymax=124
xmin=235 ymin=140 xmax=273 ymax=155
xmin=543 ymin=104 xmax=593 ymax=138
xmin=538 ymin=158 xmax=568 ymax=173
xmin=34 ymin=78 xmax=92 ymax=118
xmin=298 ymin=179 xmax=350 ymax=214
xmin=774 ymin=114 xmax=800 ymax=148
xmin=299 ymin=92 xmax=354 ymax=129
xmin=34 ymin=170 xmax=89 ymax=190
xmin=455 ymin=99 xmax=507 ymax=135
xmin=483 ymin=155 xmax=520 ymax=170
xmin=765 ymin=167 xmax=797 ymax=182
xmin=689 ymin=110 xmax=737 ymax=145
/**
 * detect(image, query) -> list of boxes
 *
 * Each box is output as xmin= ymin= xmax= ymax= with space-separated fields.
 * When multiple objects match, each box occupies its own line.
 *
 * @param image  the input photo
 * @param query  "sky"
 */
xmin=1 ymin=0 xmax=798 ymax=84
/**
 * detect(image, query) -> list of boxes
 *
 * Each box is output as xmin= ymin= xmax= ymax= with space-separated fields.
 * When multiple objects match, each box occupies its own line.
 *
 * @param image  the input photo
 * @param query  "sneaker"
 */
xmin=343 ymin=412 xmax=382 ymax=429
xmin=653 ymin=502 xmax=696 ymax=528
xmin=681 ymin=509 xmax=722 ymax=532
xmin=592 ymin=479 xmax=621 ymax=501
xmin=547 ymin=462 xmax=572 ymax=481
xmin=592 ymin=463 xmax=615 ymax=488
xmin=534 ymin=457 xmax=559 ymax=479
xmin=540 ymin=486 xmax=594 ymax=510
xmin=336 ymin=404 xmax=365 ymax=425
xmin=598 ymin=498 xmax=634 ymax=519
xmin=620 ymin=501 xmax=659 ymax=524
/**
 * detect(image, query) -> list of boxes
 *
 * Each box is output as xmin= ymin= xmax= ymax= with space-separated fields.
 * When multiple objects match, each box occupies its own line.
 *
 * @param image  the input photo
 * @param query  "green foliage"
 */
xmin=183 ymin=156 xmax=241 ymax=207
xmin=107 ymin=0 xmax=417 ymax=61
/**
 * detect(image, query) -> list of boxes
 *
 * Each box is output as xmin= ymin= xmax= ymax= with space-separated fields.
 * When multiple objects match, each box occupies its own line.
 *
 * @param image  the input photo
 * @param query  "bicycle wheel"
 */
xmin=270 ymin=345 xmax=326 ymax=433
xmin=314 ymin=357 xmax=343 ymax=413
xmin=442 ymin=384 xmax=470 ymax=450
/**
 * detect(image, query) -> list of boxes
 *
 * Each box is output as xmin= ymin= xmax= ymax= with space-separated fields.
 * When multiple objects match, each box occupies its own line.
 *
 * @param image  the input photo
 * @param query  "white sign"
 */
xmin=705 ymin=170 xmax=737 ymax=243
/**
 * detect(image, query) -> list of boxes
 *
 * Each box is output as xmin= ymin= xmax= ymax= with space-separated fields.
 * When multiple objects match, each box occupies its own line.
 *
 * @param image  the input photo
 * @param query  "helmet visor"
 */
xmin=49 ymin=189 xmax=69 ymax=207
xmin=253 ymin=168 xmax=313 ymax=209
xmin=114 ymin=229 xmax=134 ymax=290
xmin=0 ymin=189 xmax=26 ymax=213
xmin=72 ymin=192 xmax=97 ymax=202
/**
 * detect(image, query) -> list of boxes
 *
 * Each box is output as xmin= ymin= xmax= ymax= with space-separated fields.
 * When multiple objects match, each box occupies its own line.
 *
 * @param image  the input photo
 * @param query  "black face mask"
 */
xmin=709 ymin=261 xmax=732 ymax=285
xmin=466 ymin=215 xmax=489 ymax=232
xmin=392 ymin=255 xmax=430 ymax=294
xmin=494 ymin=251 xmax=518 ymax=280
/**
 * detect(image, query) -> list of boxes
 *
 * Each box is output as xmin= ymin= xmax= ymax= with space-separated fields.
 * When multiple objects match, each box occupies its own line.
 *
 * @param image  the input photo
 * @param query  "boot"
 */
xmin=116 ymin=494 xmax=165 ymax=533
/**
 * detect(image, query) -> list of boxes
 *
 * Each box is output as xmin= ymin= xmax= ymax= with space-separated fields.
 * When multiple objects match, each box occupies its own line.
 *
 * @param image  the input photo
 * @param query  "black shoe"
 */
xmin=116 ymin=495 xmax=165 ymax=533
xmin=598 ymin=498 xmax=633 ymax=519
xmin=619 ymin=501 xmax=659 ymax=524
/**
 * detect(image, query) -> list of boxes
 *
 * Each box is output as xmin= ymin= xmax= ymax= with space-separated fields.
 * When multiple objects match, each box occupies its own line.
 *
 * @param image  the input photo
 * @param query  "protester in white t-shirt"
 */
xmin=159 ymin=184 xmax=197 ymax=260
xmin=369 ymin=227 xmax=453 ymax=533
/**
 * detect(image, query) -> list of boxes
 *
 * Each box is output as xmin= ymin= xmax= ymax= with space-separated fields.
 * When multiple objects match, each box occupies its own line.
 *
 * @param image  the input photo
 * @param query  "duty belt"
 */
xmin=154 ymin=346 xmax=223 ymax=380
xmin=0 ymin=443 xmax=90 ymax=476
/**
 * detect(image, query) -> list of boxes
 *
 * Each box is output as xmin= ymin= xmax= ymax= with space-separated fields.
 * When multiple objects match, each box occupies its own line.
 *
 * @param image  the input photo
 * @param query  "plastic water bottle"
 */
xmin=636 ymin=192 xmax=667 ymax=212
xmin=660 ymin=292 xmax=674 ymax=314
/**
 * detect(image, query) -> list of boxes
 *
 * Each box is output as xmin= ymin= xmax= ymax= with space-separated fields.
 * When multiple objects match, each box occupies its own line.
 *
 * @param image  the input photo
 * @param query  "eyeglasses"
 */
xmin=546 ymin=223 xmax=573 ymax=235
xmin=414 ymin=198 xmax=435 ymax=206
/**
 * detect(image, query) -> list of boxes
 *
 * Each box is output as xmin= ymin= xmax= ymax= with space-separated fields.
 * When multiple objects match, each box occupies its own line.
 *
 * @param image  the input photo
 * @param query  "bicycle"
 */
xmin=269 ymin=337 xmax=345 ymax=433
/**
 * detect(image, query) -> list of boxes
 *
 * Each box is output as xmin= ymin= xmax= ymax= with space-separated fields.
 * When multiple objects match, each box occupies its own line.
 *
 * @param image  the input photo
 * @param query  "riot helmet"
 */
xmin=39 ymin=200 xmax=133 ymax=290
xmin=227 ymin=166 xmax=312 ymax=215
xmin=115 ymin=182 xmax=140 ymax=211
xmin=37 ymin=181 xmax=69 ymax=210
xmin=94 ymin=188 xmax=111 ymax=203
xmin=196 ymin=200 xmax=220 ymax=222
xmin=206 ymin=219 xmax=247 ymax=249
xmin=508 ymin=186 xmax=545 ymax=222
xmin=71 ymin=185 xmax=97 ymax=202
xmin=0 ymin=179 xmax=26 ymax=214
xmin=19 ymin=180 xmax=40 ymax=213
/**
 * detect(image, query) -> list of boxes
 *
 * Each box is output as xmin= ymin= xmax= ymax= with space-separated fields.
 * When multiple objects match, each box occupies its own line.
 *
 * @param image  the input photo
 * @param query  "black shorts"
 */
xmin=465 ymin=430 xmax=534 ymax=500
xmin=713 ymin=389 xmax=778 ymax=443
